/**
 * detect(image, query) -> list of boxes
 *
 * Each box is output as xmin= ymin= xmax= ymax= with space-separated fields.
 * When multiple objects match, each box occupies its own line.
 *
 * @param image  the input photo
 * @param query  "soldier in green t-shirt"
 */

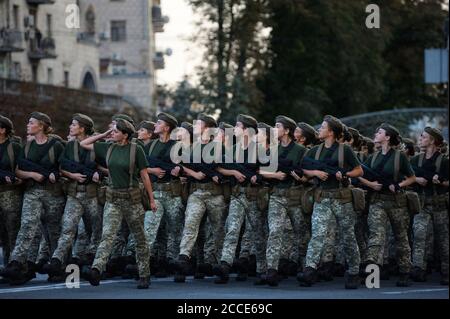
xmin=0 ymin=115 xmax=23 ymax=268
xmin=80 ymin=119 xmax=156 ymax=289
xmin=2 ymin=112 xmax=66 ymax=285
xmin=410 ymin=127 xmax=448 ymax=285
xmin=358 ymin=123 xmax=416 ymax=287
xmin=256 ymin=115 xmax=306 ymax=287
xmin=299 ymin=115 xmax=363 ymax=289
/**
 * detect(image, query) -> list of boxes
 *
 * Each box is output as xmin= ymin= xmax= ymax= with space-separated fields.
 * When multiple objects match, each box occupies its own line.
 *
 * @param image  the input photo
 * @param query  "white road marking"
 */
xmin=382 ymin=288 xmax=449 ymax=295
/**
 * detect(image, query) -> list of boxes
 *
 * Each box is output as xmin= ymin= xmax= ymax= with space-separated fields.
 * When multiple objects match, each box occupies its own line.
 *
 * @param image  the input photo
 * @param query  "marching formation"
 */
xmin=0 ymin=111 xmax=448 ymax=290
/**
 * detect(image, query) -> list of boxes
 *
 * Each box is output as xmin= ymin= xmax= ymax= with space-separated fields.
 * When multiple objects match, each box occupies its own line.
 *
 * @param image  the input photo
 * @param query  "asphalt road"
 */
xmin=0 ymin=272 xmax=448 ymax=299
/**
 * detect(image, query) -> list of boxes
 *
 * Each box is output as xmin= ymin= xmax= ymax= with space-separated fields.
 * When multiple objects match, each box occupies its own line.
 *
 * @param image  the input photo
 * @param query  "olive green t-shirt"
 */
xmin=94 ymin=141 xmax=148 ymax=189
xmin=59 ymin=140 xmax=95 ymax=163
xmin=279 ymin=141 xmax=306 ymax=188
xmin=410 ymin=152 xmax=448 ymax=196
xmin=0 ymin=139 xmax=22 ymax=172
xmin=305 ymin=142 xmax=360 ymax=189
xmin=364 ymin=149 xmax=414 ymax=191
xmin=18 ymin=138 xmax=65 ymax=169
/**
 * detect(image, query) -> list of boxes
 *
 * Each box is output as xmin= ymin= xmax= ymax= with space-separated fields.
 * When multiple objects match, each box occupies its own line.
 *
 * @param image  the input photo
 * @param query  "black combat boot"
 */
xmin=332 ymin=263 xmax=346 ymax=277
xmin=0 ymin=260 xmax=23 ymax=278
xmin=278 ymin=259 xmax=289 ymax=279
xmin=297 ymin=266 xmax=317 ymax=287
xmin=411 ymin=266 xmax=427 ymax=282
xmin=154 ymin=258 xmax=169 ymax=278
xmin=87 ymin=268 xmax=101 ymax=286
xmin=35 ymin=259 xmax=48 ymax=275
xmin=235 ymin=257 xmax=249 ymax=282
xmin=266 ymin=268 xmax=279 ymax=287
xmin=105 ymin=257 xmax=120 ymax=278
xmin=317 ymin=261 xmax=334 ymax=282
xmin=287 ymin=261 xmax=299 ymax=277
xmin=253 ymin=273 xmax=268 ymax=286
xmin=137 ymin=276 xmax=150 ymax=289
xmin=214 ymin=261 xmax=231 ymax=284
xmin=174 ymin=254 xmax=190 ymax=283
xmin=396 ymin=273 xmax=411 ymax=287
xmin=344 ymin=272 xmax=360 ymax=289
xmin=44 ymin=258 xmax=63 ymax=277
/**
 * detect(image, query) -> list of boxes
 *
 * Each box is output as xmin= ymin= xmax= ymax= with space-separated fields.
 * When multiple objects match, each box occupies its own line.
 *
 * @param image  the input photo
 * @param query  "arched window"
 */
xmin=86 ymin=6 xmax=95 ymax=35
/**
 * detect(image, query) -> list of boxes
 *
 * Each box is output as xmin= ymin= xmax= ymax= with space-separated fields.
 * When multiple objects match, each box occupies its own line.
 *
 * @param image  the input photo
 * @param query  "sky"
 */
xmin=155 ymin=0 xmax=201 ymax=88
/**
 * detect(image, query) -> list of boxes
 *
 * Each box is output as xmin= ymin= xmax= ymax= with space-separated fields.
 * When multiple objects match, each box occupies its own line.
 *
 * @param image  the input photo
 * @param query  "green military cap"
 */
xmin=112 ymin=114 xmax=134 ymax=126
xmin=0 ymin=115 xmax=13 ymax=131
xmin=157 ymin=112 xmax=178 ymax=130
xmin=197 ymin=113 xmax=217 ymax=128
xmin=219 ymin=122 xmax=233 ymax=130
xmin=257 ymin=122 xmax=272 ymax=130
xmin=297 ymin=122 xmax=317 ymax=138
xmin=378 ymin=123 xmax=401 ymax=146
xmin=72 ymin=113 xmax=94 ymax=130
xmin=424 ymin=127 xmax=444 ymax=146
xmin=181 ymin=121 xmax=193 ymax=135
xmin=402 ymin=137 xmax=415 ymax=146
xmin=138 ymin=120 xmax=156 ymax=132
xmin=275 ymin=115 xmax=297 ymax=133
xmin=30 ymin=111 xmax=52 ymax=127
xmin=236 ymin=114 xmax=258 ymax=130
xmin=115 ymin=119 xmax=135 ymax=136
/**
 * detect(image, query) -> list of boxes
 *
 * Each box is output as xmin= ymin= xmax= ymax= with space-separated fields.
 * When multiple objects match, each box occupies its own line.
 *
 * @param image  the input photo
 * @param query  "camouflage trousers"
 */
xmin=305 ymin=198 xmax=360 ymax=275
xmin=0 ymin=188 xmax=22 ymax=265
xmin=52 ymin=192 xmax=101 ymax=264
xmin=72 ymin=219 xmax=89 ymax=259
xmin=179 ymin=189 xmax=226 ymax=259
xmin=365 ymin=198 xmax=412 ymax=273
xmin=10 ymin=187 xmax=66 ymax=265
xmin=144 ymin=189 xmax=184 ymax=262
xmin=220 ymin=192 xmax=267 ymax=273
xmin=266 ymin=190 xmax=304 ymax=271
xmin=412 ymin=203 xmax=449 ymax=275
xmin=92 ymin=197 xmax=149 ymax=277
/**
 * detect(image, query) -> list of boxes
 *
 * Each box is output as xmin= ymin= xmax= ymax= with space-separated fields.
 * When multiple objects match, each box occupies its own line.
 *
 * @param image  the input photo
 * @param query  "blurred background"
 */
xmin=0 ymin=0 xmax=448 ymax=141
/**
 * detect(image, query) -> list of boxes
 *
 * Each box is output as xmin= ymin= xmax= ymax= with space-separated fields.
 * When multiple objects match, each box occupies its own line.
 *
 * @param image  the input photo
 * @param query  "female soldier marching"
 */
xmin=80 ymin=119 xmax=157 ymax=289
xmin=2 ymin=112 xmax=66 ymax=285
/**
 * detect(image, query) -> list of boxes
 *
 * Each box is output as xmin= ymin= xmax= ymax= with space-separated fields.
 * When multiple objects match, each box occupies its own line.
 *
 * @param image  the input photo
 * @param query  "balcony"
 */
xmin=152 ymin=5 xmax=168 ymax=33
xmin=26 ymin=0 xmax=55 ymax=5
xmin=153 ymin=52 xmax=165 ymax=70
xmin=28 ymin=36 xmax=57 ymax=60
xmin=0 ymin=29 xmax=24 ymax=53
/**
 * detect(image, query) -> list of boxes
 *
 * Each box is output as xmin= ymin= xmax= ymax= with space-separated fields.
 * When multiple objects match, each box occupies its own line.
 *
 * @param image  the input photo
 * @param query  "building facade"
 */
xmin=0 ymin=0 xmax=100 ymax=91
xmin=79 ymin=0 xmax=168 ymax=115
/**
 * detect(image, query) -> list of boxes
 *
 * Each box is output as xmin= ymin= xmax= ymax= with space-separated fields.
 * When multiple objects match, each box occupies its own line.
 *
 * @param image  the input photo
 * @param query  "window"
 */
xmin=46 ymin=14 xmax=52 ymax=37
xmin=32 ymin=65 xmax=38 ymax=83
xmin=64 ymin=71 xmax=69 ymax=87
xmin=86 ymin=6 xmax=96 ymax=35
xmin=13 ymin=5 xmax=20 ymax=29
xmin=110 ymin=20 xmax=126 ymax=42
xmin=47 ymin=68 xmax=53 ymax=84
xmin=12 ymin=62 xmax=21 ymax=80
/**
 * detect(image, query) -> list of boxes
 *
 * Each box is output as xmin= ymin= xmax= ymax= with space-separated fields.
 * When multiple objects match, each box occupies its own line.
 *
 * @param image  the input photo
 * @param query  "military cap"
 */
xmin=197 ymin=113 xmax=217 ymax=128
xmin=181 ymin=121 xmax=193 ymax=136
xmin=72 ymin=113 xmax=94 ymax=130
xmin=30 ymin=111 xmax=52 ymax=127
xmin=402 ymin=137 xmax=415 ymax=146
xmin=275 ymin=115 xmax=297 ymax=133
xmin=138 ymin=120 xmax=156 ymax=132
xmin=297 ymin=122 xmax=317 ymax=138
xmin=424 ymin=127 xmax=444 ymax=146
xmin=236 ymin=114 xmax=258 ymax=130
xmin=379 ymin=123 xmax=401 ymax=146
xmin=157 ymin=112 xmax=178 ymax=130
xmin=219 ymin=122 xmax=233 ymax=130
xmin=257 ymin=122 xmax=272 ymax=130
xmin=112 ymin=114 xmax=134 ymax=126
xmin=115 ymin=119 xmax=135 ymax=136
xmin=0 ymin=115 xmax=13 ymax=131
